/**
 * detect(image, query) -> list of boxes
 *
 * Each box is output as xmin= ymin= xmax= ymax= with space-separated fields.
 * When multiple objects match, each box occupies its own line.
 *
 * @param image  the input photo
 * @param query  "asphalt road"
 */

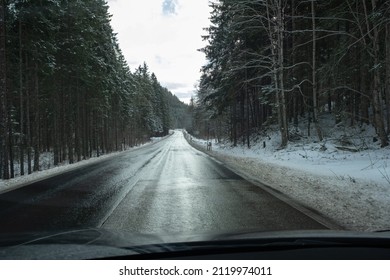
xmin=0 ymin=131 xmax=327 ymax=234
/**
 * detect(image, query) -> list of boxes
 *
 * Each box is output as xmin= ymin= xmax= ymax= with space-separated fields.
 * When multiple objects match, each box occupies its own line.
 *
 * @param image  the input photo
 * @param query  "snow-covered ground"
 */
xmin=186 ymin=119 xmax=390 ymax=232
xmin=0 ymin=135 xmax=169 ymax=195
xmin=2 ymin=125 xmax=389 ymax=231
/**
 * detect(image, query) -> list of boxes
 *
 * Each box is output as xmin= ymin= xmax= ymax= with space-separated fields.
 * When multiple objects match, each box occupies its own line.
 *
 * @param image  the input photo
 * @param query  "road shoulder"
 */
xmin=184 ymin=132 xmax=390 ymax=232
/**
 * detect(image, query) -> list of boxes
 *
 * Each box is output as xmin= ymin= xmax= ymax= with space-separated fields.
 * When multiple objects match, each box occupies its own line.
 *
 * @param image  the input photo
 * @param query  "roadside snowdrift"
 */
xmin=0 ymin=134 xmax=171 ymax=194
xmin=186 ymin=120 xmax=390 ymax=232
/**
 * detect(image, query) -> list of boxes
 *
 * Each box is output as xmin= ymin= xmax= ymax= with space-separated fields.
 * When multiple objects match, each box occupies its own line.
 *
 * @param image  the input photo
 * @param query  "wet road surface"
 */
xmin=0 ymin=131 xmax=327 ymax=234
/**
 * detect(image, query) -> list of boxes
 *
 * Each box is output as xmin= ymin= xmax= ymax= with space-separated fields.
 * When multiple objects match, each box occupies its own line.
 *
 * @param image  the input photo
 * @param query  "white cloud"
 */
xmin=107 ymin=0 xmax=210 ymax=103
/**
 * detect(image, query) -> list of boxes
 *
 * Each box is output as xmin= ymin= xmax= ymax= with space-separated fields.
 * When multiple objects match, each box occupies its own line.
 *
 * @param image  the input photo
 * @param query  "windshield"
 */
xmin=0 ymin=0 xmax=390 ymax=258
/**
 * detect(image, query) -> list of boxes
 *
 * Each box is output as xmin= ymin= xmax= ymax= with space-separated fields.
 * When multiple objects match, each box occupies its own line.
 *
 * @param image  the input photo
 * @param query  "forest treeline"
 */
xmin=0 ymin=0 xmax=189 ymax=179
xmin=192 ymin=0 xmax=390 ymax=148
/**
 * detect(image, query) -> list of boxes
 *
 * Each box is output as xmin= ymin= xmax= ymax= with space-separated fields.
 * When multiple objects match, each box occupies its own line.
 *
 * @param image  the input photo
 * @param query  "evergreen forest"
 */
xmin=0 ymin=0 xmax=190 ymax=179
xmin=192 ymin=0 xmax=390 ymax=149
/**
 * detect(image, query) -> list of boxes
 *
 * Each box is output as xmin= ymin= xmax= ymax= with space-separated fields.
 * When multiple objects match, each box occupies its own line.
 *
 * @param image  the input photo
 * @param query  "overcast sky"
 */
xmin=107 ymin=0 xmax=211 ymax=104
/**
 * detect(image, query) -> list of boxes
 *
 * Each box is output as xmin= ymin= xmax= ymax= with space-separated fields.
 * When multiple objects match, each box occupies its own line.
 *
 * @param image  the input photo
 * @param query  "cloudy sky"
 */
xmin=107 ymin=0 xmax=211 ymax=104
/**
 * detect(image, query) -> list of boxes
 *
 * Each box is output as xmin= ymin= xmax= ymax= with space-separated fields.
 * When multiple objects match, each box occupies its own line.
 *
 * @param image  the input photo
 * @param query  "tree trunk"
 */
xmin=246 ymin=88 xmax=250 ymax=148
xmin=8 ymin=107 xmax=13 ymax=178
xmin=360 ymin=57 xmax=370 ymax=124
xmin=67 ymin=83 xmax=74 ymax=165
xmin=33 ymin=63 xmax=39 ymax=171
xmin=26 ymin=54 xmax=32 ymax=174
xmin=240 ymin=90 xmax=245 ymax=146
xmin=311 ymin=0 xmax=323 ymax=141
xmin=277 ymin=0 xmax=288 ymax=147
xmin=0 ymin=0 xmax=9 ymax=179
xmin=369 ymin=0 xmax=388 ymax=147
xmin=386 ymin=24 xmax=390 ymax=134
xmin=291 ymin=0 xmax=299 ymax=129
xmin=233 ymin=97 xmax=237 ymax=146
xmin=360 ymin=0 xmax=388 ymax=146
xmin=19 ymin=18 xmax=24 ymax=176
xmin=266 ymin=0 xmax=287 ymax=148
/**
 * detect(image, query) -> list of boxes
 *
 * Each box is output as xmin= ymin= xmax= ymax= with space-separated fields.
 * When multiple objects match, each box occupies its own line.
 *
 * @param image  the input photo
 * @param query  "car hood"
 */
xmin=1 ymin=228 xmax=390 ymax=259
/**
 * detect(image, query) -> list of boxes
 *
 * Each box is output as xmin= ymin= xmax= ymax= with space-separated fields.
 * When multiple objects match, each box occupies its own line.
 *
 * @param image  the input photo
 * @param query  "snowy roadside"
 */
xmin=0 ymin=133 xmax=172 ymax=195
xmin=185 ymin=132 xmax=390 ymax=232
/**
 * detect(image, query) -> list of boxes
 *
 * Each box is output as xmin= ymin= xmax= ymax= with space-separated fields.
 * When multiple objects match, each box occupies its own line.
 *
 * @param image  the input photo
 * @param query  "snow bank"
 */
xmin=0 ymin=152 xmax=124 ymax=195
xmin=0 ymin=134 xmax=172 ymax=195
xmin=186 ymin=125 xmax=390 ymax=232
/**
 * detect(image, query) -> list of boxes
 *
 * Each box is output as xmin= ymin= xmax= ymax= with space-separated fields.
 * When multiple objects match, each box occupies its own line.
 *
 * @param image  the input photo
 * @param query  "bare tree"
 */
xmin=270 ymin=0 xmax=288 ymax=147
xmin=311 ymin=0 xmax=323 ymax=141
xmin=355 ymin=0 xmax=388 ymax=146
